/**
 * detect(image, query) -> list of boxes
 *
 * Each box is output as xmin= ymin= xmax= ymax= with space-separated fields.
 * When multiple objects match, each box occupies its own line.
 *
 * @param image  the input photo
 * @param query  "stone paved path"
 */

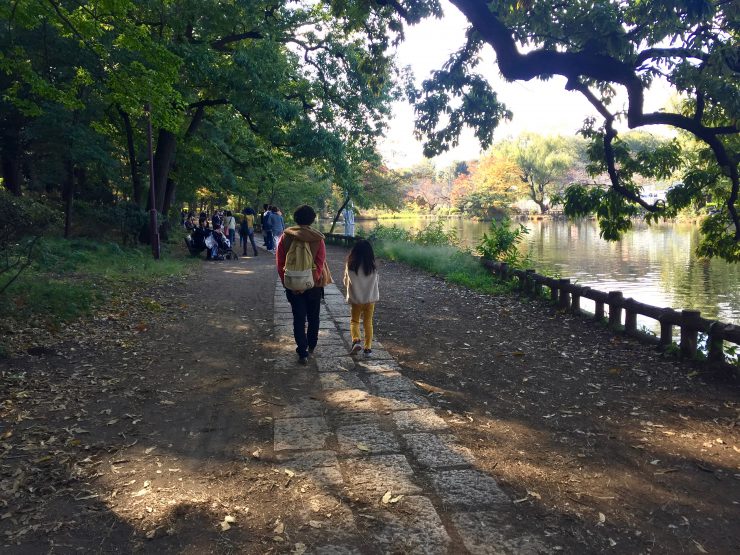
xmin=271 ymin=279 xmax=547 ymax=554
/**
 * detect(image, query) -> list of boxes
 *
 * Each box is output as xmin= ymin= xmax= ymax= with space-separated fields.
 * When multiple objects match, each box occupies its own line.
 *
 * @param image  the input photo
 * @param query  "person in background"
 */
xmin=190 ymin=217 xmax=212 ymax=258
xmin=224 ymin=210 xmax=236 ymax=247
xmin=240 ymin=207 xmax=259 ymax=257
xmin=276 ymin=205 xmax=328 ymax=364
xmin=272 ymin=206 xmax=285 ymax=244
xmin=344 ymin=239 xmax=379 ymax=357
xmin=211 ymin=210 xmax=222 ymax=230
xmin=209 ymin=224 xmax=228 ymax=260
xmin=260 ymin=204 xmax=270 ymax=246
xmin=262 ymin=205 xmax=275 ymax=252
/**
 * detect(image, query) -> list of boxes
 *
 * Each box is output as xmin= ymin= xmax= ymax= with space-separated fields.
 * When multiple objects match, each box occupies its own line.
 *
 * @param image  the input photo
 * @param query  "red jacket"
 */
xmin=276 ymin=226 xmax=326 ymax=286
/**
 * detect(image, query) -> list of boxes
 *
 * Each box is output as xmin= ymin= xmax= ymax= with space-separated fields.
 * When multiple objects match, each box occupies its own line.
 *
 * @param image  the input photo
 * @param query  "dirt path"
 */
xmin=1 ymin=240 xmax=738 ymax=554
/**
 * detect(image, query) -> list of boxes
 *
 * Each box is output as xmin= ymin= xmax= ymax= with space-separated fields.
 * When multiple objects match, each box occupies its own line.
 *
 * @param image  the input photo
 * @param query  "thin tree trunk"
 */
xmin=1 ymin=139 xmax=22 ymax=196
xmin=63 ymin=162 xmax=75 ymax=238
xmin=329 ymin=196 xmax=351 ymax=234
xmin=119 ymin=108 xmax=143 ymax=206
xmin=162 ymin=177 xmax=176 ymax=218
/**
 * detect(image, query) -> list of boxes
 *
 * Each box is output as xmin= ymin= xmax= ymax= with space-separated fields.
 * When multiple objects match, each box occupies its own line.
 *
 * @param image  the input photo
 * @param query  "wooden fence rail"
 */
xmin=324 ymin=233 xmax=739 ymax=364
xmin=483 ymin=259 xmax=740 ymax=363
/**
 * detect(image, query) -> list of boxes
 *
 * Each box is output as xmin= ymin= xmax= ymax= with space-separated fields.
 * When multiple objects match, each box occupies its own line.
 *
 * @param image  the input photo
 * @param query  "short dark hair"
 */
xmin=226 ymin=210 xmax=232 ymax=217
xmin=293 ymin=204 xmax=316 ymax=226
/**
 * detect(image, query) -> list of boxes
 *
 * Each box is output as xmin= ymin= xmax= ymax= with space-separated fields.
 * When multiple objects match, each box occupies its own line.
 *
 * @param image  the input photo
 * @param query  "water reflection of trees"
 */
xmin=346 ymin=216 xmax=739 ymax=324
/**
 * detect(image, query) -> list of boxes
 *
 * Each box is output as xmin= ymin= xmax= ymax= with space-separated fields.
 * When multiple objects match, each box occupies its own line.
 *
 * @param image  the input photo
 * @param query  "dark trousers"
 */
xmin=242 ymin=230 xmax=258 ymax=255
xmin=286 ymin=287 xmax=322 ymax=358
xmin=264 ymin=230 xmax=274 ymax=250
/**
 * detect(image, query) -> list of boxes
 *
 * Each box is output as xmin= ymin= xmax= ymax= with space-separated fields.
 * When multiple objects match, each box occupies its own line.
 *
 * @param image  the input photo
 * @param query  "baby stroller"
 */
xmin=207 ymin=230 xmax=239 ymax=261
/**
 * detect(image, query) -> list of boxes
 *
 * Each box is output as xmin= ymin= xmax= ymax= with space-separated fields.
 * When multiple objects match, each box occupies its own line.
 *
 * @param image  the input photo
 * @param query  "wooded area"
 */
xmin=1 ymin=0 xmax=738 ymax=259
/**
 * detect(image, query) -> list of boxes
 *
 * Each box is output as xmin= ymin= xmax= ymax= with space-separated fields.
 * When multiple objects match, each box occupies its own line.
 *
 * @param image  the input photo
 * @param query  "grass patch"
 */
xmin=374 ymin=241 xmax=511 ymax=295
xmin=0 ymin=237 xmax=195 ymax=346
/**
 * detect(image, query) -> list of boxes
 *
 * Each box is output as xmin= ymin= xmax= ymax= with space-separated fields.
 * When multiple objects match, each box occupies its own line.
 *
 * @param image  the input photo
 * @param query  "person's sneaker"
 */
xmin=350 ymin=341 xmax=362 ymax=355
xmin=298 ymin=356 xmax=308 ymax=365
xmin=308 ymin=347 xmax=315 ymax=357
xmin=363 ymin=349 xmax=372 ymax=358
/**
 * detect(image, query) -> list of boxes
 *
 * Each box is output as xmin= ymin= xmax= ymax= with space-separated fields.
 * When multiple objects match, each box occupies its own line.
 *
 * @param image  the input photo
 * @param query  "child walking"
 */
xmin=343 ymin=240 xmax=379 ymax=357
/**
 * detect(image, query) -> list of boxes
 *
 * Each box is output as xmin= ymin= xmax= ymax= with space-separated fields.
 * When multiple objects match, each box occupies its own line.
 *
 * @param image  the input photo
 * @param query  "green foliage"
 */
xmin=0 ymin=191 xmax=63 ymax=294
xmin=1 ymin=0 xmax=401 ymax=235
xmin=696 ymin=213 xmax=740 ymax=262
xmin=0 ymin=190 xmax=61 ymax=250
xmin=366 ymin=220 xmax=458 ymax=246
xmin=71 ymin=201 xmax=150 ymax=244
xmin=0 ymin=238 xmax=194 ymax=333
xmin=476 ymin=218 xmax=529 ymax=267
xmin=411 ymin=220 xmax=458 ymax=246
xmin=367 ymin=223 xmax=412 ymax=243
xmin=335 ymin=0 xmax=739 ymax=261
xmin=500 ymin=134 xmax=581 ymax=212
xmin=373 ymin=241 xmax=510 ymax=295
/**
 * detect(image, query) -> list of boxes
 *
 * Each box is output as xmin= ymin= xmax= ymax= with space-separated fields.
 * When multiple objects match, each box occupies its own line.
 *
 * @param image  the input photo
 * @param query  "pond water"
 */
xmin=319 ymin=216 xmax=740 ymax=327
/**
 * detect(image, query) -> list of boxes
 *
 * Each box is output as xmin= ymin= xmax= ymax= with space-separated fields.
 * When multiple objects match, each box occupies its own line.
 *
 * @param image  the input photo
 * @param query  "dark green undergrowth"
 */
xmin=0 ymin=237 xmax=194 ymax=354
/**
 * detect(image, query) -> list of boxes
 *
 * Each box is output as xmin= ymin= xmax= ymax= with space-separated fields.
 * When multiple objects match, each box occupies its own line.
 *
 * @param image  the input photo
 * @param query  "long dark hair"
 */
xmin=347 ymin=239 xmax=376 ymax=276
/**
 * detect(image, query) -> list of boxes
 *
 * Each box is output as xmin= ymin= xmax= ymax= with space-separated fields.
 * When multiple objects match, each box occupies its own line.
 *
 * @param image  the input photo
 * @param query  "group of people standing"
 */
xmin=260 ymin=204 xmax=284 ymax=252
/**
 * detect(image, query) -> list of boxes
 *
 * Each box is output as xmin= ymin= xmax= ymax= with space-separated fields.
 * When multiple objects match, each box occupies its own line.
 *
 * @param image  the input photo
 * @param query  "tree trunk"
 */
xmin=152 ymin=107 xmax=208 ymax=216
xmin=63 ymin=162 xmax=75 ymax=238
xmin=329 ymin=196 xmax=351 ymax=234
xmin=535 ymin=199 xmax=548 ymax=214
xmin=1 ymin=138 xmax=22 ymax=196
xmin=148 ymin=129 xmax=177 ymax=213
xmin=162 ymin=177 xmax=177 ymax=218
xmin=119 ymin=108 xmax=143 ymax=206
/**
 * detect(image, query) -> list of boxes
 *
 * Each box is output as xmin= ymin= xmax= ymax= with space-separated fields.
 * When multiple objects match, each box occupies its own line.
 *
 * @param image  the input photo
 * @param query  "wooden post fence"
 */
xmin=325 ymin=235 xmax=740 ymax=367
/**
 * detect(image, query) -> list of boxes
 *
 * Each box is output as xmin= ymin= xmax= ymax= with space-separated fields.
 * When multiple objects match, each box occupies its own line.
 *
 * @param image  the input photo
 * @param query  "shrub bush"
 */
xmin=476 ymin=217 xmax=530 ymax=267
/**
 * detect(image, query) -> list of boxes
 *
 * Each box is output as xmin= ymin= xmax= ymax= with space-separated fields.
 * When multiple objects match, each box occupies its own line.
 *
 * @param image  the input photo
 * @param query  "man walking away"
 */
xmin=276 ymin=205 xmax=328 ymax=364
xmin=262 ymin=205 xmax=274 ymax=252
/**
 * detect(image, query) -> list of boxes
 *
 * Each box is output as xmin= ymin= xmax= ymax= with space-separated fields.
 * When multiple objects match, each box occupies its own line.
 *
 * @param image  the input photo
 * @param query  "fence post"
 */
xmin=658 ymin=309 xmax=673 ymax=349
xmin=571 ymin=287 xmax=581 ymax=314
xmin=680 ymin=310 xmax=701 ymax=358
xmin=608 ymin=291 xmax=623 ymax=330
xmin=594 ymin=297 xmax=605 ymax=321
xmin=708 ymin=321 xmax=726 ymax=363
xmin=534 ymin=275 xmax=543 ymax=297
xmin=550 ymin=281 xmax=559 ymax=303
xmin=557 ymin=279 xmax=570 ymax=309
xmin=525 ymin=269 xmax=536 ymax=295
xmin=624 ymin=298 xmax=638 ymax=336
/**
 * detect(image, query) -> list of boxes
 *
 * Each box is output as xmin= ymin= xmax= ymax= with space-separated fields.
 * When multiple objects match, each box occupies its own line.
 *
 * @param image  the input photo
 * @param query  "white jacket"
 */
xmin=343 ymin=266 xmax=379 ymax=304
